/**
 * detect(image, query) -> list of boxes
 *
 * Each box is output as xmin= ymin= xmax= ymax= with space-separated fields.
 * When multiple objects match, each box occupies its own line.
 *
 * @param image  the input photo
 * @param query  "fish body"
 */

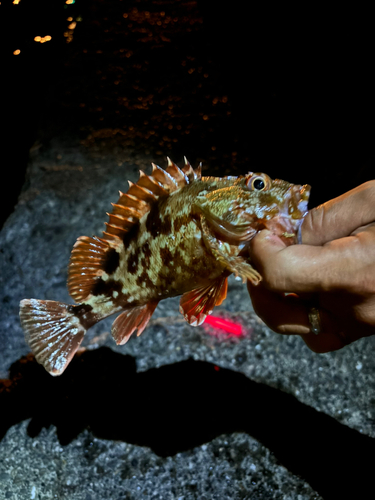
xmin=20 ymin=158 xmax=310 ymax=375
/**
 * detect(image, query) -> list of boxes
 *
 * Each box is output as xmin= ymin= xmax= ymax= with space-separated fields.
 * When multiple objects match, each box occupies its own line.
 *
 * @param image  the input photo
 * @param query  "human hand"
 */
xmin=247 ymin=180 xmax=375 ymax=352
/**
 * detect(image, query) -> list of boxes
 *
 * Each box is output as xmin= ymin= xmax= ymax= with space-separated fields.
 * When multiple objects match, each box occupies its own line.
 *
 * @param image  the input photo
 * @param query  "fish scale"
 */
xmin=19 ymin=158 xmax=310 ymax=375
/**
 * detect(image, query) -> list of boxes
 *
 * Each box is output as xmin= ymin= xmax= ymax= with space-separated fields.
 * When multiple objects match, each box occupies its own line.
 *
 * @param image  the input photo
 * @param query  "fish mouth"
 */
xmin=262 ymin=183 xmax=311 ymax=246
xmin=293 ymin=183 xmax=311 ymax=244
xmin=290 ymin=183 xmax=311 ymax=219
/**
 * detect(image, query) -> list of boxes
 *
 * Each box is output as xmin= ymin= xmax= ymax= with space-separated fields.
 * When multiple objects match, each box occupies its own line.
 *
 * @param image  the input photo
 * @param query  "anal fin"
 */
xmin=111 ymin=301 xmax=158 ymax=345
xmin=179 ymin=276 xmax=228 ymax=326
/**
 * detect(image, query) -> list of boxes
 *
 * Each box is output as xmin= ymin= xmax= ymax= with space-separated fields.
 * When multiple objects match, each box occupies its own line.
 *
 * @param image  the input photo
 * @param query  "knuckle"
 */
xmin=301 ymin=206 xmax=326 ymax=245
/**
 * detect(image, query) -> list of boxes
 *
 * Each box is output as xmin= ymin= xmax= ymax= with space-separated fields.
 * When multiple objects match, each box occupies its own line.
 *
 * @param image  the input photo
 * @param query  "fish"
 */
xmin=19 ymin=158 xmax=310 ymax=376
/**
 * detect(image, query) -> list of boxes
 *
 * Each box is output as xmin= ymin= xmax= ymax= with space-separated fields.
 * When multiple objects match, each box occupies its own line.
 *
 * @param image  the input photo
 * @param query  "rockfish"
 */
xmin=20 ymin=158 xmax=310 ymax=375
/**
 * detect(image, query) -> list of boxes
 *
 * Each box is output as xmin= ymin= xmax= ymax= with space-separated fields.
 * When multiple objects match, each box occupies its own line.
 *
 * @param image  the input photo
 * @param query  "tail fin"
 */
xmin=19 ymin=299 xmax=86 ymax=376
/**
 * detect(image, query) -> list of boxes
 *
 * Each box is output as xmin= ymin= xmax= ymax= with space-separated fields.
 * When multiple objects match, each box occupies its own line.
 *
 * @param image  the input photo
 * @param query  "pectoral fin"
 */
xmin=179 ymin=276 xmax=228 ymax=326
xmin=200 ymin=216 xmax=262 ymax=285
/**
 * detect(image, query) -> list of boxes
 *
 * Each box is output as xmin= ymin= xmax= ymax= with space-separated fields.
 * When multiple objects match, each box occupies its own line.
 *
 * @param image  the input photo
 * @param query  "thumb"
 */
xmin=301 ymin=180 xmax=375 ymax=245
xmin=249 ymin=229 xmax=332 ymax=293
xmin=249 ymin=230 xmax=287 ymax=274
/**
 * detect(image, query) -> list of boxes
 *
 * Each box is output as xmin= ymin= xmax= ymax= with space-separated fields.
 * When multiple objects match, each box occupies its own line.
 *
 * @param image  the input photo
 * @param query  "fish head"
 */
xmin=195 ymin=172 xmax=311 ymax=246
xmin=239 ymin=172 xmax=311 ymax=245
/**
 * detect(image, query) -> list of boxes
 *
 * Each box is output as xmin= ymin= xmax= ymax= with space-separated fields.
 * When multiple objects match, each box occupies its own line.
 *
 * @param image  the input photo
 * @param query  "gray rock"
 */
xmin=0 ymin=422 xmax=319 ymax=500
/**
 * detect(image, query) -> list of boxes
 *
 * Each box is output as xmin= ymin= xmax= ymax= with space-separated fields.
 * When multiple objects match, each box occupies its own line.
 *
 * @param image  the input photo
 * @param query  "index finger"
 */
xmin=302 ymin=180 xmax=375 ymax=245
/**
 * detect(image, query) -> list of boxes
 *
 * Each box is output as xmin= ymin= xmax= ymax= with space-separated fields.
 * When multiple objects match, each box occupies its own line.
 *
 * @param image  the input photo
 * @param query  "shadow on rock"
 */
xmin=1 ymin=347 xmax=374 ymax=499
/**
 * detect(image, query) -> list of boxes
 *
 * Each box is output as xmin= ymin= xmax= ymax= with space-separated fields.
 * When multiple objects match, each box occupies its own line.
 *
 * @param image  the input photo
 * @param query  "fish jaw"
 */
xmin=289 ymin=183 xmax=310 ymax=220
xmin=262 ymin=183 xmax=311 ymax=245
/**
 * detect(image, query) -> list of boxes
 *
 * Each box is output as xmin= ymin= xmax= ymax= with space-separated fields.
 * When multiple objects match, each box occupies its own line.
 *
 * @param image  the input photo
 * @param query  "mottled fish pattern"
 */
xmin=20 ymin=158 xmax=310 ymax=375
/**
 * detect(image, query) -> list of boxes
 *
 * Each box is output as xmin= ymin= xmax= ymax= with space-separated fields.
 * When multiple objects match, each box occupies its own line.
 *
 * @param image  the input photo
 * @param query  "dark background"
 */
xmin=2 ymin=0 xmax=374 ymax=228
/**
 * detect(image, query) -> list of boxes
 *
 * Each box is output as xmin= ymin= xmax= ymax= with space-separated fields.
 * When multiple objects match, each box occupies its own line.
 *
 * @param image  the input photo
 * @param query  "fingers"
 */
xmin=247 ymin=281 xmax=310 ymax=335
xmin=302 ymin=180 xmax=375 ymax=245
xmin=301 ymin=331 xmax=351 ymax=353
xmin=249 ymin=230 xmax=333 ymax=293
xmin=247 ymin=280 xmax=355 ymax=353
xmin=247 ymin=181 xmax=375 ymax=352
xmin=249 ymin=228 xmax=375 ymax=294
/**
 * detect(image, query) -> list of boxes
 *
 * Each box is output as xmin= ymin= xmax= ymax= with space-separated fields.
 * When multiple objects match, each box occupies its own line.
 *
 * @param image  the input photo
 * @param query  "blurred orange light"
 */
xmin=13 ymin=49 xmax=21 ymax=55
xmin=34 ymin=36 xmax=52 ymax=43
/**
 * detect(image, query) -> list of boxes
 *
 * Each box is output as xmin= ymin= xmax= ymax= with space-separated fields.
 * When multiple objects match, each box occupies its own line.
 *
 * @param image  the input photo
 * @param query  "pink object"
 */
xmin=204 ymin=315 xmax=242 ymax=336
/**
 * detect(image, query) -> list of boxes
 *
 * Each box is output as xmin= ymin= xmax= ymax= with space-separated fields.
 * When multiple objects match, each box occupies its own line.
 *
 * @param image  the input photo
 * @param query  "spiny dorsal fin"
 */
xmin=166 ymin=157 xmax=188 ymax=187
xmin=102 ymin=158 xmax=202 ymax=242
xmin=137 ymin=170 xmax=170 ymax=197
xmin=151 ymin=163 xmax=180 ymax=191
xmin=193 ymin=161 xmax=202 ymax=180
xmin=182 ymin=157 xmax=202 ymax=182
xmin=116 ymin=191 xmax=149 ymax=213
xmin=182 ymin=157 xmax=195 ymax=182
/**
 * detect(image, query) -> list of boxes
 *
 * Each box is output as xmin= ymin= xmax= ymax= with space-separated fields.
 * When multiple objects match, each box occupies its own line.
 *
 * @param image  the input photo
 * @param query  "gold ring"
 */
xmin=308 ymin=307 xmax=321 ymax=335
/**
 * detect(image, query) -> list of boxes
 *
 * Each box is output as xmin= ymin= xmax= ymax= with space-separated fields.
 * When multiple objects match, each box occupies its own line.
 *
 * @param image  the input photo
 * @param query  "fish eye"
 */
xmin=252 ymin=178 xmax=265 ymax=190
xmin=246 ymin=175 xmax=268 ymax=191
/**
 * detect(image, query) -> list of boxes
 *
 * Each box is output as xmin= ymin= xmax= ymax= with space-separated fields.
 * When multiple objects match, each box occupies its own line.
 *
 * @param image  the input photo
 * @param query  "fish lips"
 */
xmin=291 ymin=183 xmax=311 ymax=219
xmin=262 ymin=183 xmax=311 ymax=245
